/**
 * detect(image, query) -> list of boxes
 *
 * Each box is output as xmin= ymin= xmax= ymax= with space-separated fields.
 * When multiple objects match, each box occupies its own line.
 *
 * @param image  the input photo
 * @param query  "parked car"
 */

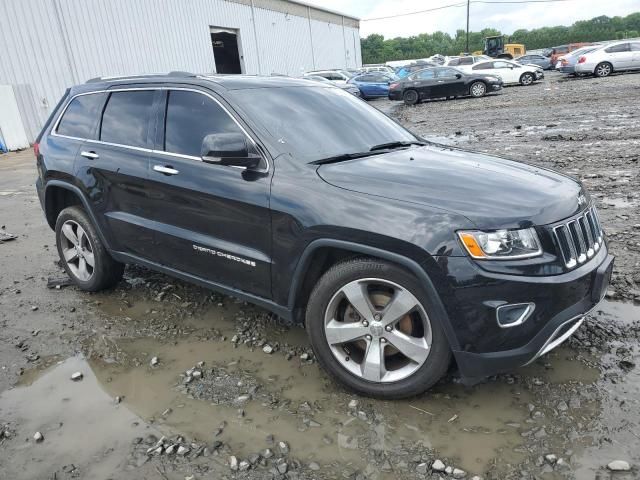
xmin=444 ymin=55 xmax=492 ymax=71
xmin=388 ymin=67 xmax=503 ymax=105
xmin=515 ymin=54 xmax=551 ymax=70
xmin=303 ymin=75 xmax=361 ymax=97
xmin=36 ymin=73 xmax=612 ymax=399
xmin=361 ymin=65 xmax=396 ymax=76
xmin=470 ymin=60 xmax=543 ymax=85
xmin=549 ymin=43 xmax=593 ymax=69
xmin=557 ymin=46 xmax=599 ymax=75
xmin=348 ymin=72 xmax=396 ymax=99
xmin=304 ymin=70 xmax=350 ymax=84
xmin=395 ymin=63 xmax=438 ymax=79
xmin=574 ymin=41 xmax=640 ymax=77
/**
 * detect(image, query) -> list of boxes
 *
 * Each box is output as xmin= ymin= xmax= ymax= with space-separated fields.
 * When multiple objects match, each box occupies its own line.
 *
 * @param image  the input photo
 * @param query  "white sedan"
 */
xmin=468 ymin=59 xmax=543 ymax=85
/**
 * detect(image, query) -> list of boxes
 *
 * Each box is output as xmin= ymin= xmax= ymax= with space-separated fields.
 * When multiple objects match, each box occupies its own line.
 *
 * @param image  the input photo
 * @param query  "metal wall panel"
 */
xmin=0 ymin=0 xmax=361 ymax=142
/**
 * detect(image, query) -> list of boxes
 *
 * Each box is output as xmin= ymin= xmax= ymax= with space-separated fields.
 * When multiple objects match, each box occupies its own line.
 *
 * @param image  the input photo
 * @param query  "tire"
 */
xmin=403 ymin=89 xmax=419 ymax=106
xmin=306 ymin=258 xmax=451 ymax=399
xmin=594 ymin=62 xmax=612 ymax=77
xmin=469 ymin=81 xmax=487 ymax=98
xmin=55 ymin=206 xmax=124 ymax=291
xmin=519 ymin=72 xmax=534 ymax=86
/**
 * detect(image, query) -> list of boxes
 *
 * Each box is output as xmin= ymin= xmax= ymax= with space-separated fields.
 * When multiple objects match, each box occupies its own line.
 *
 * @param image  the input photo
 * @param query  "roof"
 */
xmin=286 ymin=0 xmax=360 ymax=21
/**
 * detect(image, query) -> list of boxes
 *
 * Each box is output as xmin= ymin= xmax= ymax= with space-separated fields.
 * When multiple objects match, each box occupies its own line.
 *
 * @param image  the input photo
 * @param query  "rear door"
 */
xmin=408 ymin=69 xmax=436 ymax=98
xmin=72 ymin=88 xmax=157 ymax=260
xmin=145 ymin=88 xmax=272 ymax=298
xmin=630 ymin=42 xmax=640 ymax=69
xmin=604 ymin=43 xmax=632 ymax=69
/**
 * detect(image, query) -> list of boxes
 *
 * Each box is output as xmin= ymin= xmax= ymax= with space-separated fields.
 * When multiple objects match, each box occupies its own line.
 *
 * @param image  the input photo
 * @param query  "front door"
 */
xmin=435 ymin=68 xmax=466 ymax=96
xmin=492 ymin=61 xmax=519 ymax=83
xmin=605 ymin=43 xmax=632 ymax=69
xmin=146 ymin=88 xmax=272 ymax=298
xmin=211 ymin=28 xmax=243 ymax=74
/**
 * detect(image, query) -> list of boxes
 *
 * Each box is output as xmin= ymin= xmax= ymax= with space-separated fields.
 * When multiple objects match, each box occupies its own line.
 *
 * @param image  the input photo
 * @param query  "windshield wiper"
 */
xmin=310 ymin=151 xmax=381 ymax=165
xmin=369 ymin=140 xmax=426 ymax=151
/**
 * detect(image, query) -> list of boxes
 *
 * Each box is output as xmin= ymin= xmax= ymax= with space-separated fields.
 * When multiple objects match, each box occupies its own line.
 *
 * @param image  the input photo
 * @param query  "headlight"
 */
xmin=458 ymin=227 xmax=542 ymax=259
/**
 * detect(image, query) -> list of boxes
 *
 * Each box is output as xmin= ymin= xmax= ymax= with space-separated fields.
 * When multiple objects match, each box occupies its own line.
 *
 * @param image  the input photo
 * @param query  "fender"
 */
xmin=44 ymin=180 xmax=112 ymax=251
xmin=287 ymin=239 xmax=461 ymax=351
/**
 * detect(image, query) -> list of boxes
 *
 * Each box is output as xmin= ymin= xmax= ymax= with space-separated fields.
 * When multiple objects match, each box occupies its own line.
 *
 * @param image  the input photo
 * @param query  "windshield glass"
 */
xmin=230 ymin=86 xmax=417 ymax=163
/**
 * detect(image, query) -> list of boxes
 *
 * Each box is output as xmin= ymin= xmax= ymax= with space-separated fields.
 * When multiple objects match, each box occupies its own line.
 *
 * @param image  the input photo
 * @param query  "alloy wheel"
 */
xmin=596 ymin=63 xmax=611 ymax=77
xmin=471 ymin=82 xmax=486 ymax=97
xmin=521 ymin=73 xmax=533 ymax=85
xmin=59 ymin=220 xmax=95 ymax=281
xmin=323 ymin=278 xmax=432 ymax=383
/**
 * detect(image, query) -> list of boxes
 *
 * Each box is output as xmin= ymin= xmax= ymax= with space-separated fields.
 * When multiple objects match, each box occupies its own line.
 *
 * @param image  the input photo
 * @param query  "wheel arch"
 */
xmin=44 ymin=181 xmax=111 ymax=250
xmin=287 ymin=239 xmax=461 ymax=350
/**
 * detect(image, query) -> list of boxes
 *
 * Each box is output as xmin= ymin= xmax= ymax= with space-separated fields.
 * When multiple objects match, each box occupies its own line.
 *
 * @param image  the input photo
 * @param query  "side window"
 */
xmin=458 ymin=57 xmax=473 ymax=65
xmin=493 ymin=61 xmax=512 ymax=69
xmin=56 ymin=93 xmax=107 ymax=139
xmin=358 ymin=74 xmax=375 ymax=82
xmin=436 ymin=68 xmax=459 ymax=77
xmin=606 ymin=43 xmax=629 ymax=53
xmin=164 ymin=90 xmax=244 ymax=158
xmin=415 ymin=70 xmax=435 ymax=79
xmin=473 ymin=62 xmax=493 ymax=70
xmin=100 ymin=90 xmax=155 ymax=148
xmin=631 ymin=42 xmax=640 ymax=52
xmin=448 ymin=59 xmax=460 ymax=66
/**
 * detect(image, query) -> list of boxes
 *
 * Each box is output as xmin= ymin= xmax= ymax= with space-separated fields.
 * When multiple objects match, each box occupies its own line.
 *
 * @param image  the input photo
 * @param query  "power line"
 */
xmin=362 ymin=0 xmax=573 ymax=21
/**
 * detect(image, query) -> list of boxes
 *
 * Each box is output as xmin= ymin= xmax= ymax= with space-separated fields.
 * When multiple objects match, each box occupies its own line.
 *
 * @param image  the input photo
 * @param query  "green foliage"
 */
xmin=361 ymin=12 xmax=640 ymax=64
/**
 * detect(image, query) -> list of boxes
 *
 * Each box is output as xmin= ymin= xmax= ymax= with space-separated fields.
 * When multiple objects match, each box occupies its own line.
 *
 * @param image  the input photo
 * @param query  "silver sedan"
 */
xmin=574 ymin=41 xmax=640 ymax=77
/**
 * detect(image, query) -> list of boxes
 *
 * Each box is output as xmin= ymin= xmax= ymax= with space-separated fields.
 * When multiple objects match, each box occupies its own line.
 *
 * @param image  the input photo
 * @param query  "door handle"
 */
xmin=153 ymin=165 xmax=179 ymax=175
xmin=80 ymin=151 xmax=99 ymax=160
xmin=437 ymin=80 xmax=445 ymax=83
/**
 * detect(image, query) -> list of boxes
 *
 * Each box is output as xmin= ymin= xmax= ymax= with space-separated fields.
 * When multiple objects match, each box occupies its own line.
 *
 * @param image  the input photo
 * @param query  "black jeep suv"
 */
xmin=35 ymin=73 xmax=613 ymax=398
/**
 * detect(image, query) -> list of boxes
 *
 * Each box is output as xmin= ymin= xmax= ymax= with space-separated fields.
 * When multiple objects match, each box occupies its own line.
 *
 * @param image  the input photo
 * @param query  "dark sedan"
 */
xmin=388 ymin=67 xmax=502 ymax=105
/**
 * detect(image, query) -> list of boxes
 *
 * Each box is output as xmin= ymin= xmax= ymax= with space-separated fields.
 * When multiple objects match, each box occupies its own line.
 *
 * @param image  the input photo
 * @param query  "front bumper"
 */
xmin=441 ymin=248 xmax=613 ymax=382
xmin=388 ymin=90 xmax=403 ymax=101
xmin=535 ymin=71 xmax=544 ymax=80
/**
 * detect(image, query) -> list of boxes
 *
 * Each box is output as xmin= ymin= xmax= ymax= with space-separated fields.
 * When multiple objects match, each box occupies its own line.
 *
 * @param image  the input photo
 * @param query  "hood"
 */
xmin=316 ymin=145 xmax=586 ymax=229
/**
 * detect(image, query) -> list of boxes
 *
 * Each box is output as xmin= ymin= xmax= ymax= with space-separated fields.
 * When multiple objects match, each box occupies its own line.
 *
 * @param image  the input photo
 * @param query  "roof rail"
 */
xmin=85 ymin=71 xmax=196 ymax=83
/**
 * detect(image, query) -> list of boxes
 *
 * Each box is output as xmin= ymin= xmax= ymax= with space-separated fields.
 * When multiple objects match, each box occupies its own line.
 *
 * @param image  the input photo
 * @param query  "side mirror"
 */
xmin=455 ymin=73 xmax=462 ymax=79
xmin=201 ymin=133 xmax=261 ymax=169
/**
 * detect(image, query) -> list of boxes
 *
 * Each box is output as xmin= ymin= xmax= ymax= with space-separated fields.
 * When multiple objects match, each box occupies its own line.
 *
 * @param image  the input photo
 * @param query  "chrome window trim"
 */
xmin=50 ymin=87 xmax=270 ymax=174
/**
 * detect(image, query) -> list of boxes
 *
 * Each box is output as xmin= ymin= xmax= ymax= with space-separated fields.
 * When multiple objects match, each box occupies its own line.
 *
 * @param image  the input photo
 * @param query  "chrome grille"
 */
xmin=553 ymin=206 xmax=604 ymax=269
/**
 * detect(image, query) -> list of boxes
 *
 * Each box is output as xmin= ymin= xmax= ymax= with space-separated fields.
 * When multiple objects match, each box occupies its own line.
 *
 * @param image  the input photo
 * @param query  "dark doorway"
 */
xmin=211 ymin=29 xmax=242 ymax=74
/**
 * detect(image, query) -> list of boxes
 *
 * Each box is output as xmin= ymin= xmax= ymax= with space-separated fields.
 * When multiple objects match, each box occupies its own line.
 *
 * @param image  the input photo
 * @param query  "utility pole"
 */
xmin=465 ymin=0 xmax=470 ymax=54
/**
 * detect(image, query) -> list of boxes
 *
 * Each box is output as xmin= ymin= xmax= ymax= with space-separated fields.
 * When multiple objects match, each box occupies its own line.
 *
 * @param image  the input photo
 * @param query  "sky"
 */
xmin=304 ymin=0 xmax=640 ymax=38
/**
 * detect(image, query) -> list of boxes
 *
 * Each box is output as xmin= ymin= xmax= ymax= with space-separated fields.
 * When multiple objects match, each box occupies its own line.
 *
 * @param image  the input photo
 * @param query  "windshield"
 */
xmin=230 ymin=86 xmax=417 ymax=163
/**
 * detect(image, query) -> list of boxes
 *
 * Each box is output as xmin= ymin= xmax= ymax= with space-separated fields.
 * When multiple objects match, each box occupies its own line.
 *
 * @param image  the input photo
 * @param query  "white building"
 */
xmin=0 ymin=0 xmax=361 ymax=145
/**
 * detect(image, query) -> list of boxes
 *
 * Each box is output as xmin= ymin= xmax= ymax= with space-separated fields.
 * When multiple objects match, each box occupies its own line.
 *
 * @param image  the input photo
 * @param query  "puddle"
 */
xmin=600 ymin=196 xmax=635 ymax=209
xmin=594 ymin=299 xmax=640 ymax=325
xmin=0 ymin=356 xmax=157 ymax=479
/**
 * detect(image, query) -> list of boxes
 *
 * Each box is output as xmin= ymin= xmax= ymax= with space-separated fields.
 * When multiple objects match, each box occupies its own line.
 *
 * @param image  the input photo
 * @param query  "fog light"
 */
xmin=496 ymin=303 xmax=535 ymax=328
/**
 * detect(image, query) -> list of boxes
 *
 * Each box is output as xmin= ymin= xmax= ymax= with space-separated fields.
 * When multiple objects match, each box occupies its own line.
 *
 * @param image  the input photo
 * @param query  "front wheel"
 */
xmin=594 ymin=62 xmax=612 ymax=77
xmin=306 ymin=259 xmax=451 ymax=399
xmin=469 ymin=81 xmax=487 ymax=98
xmin=520 ymin=72 xmax=534 ymax=86
xmin=403 ymin=89 xmax=419 ymax=105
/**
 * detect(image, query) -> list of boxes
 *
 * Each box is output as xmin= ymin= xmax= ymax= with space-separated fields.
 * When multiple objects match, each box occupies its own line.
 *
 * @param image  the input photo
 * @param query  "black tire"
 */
xmin=519 ymin=72 xmax=534 ymax=86
xmin=469 ymin=81 xmax=487 ymax=98
xmin=306 ymin=258 xmax=451 ymax=399
xmin=55 ymin=206 xmax=124 ymax=291
xmin=403 ymin=89 xmax=419 ymax=106
xmin=594 ymin=62 xmax=612 ymax=77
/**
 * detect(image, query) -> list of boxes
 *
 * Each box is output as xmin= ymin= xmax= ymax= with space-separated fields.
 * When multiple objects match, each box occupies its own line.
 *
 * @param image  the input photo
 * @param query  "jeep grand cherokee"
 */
xmin=35 ymin=73 xmax=613 ymax=398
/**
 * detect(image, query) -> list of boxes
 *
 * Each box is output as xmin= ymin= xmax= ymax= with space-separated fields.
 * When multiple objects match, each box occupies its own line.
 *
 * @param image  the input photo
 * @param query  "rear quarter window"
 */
xmin=56 ymin=93 xmax=107 ymax=139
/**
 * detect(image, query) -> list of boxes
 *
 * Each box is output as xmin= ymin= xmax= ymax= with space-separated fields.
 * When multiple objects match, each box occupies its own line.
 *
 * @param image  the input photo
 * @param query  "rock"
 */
xmin=278 ymin=440 xmax=290 ymax=454
xmin=453 ymin=467 xmax=466 ymax=478
xmin=263 ymin=448 xmax=274 ymax=459
xmin=555 ymin=458 xmax=570 ymax=470
xmin=70 ymin=371 xmax=83 ymax=381
xmin=262 ymin=345 xmax=273 ymax=354
xmin=348 ymin=399 xmax=358 ymax=409
xmin=229 ymin=455 xmax=239 ymax=471
xmin=177 ymin=445 xmax=190 ymax=456
xmin=277 ymin=462 xmax=288 ymax=474
xmin=309 ymin=461 xmax=320 ymax=471
xmin=545 ymin=454 xmax=558 ymax=464
xmin=300 ymin=353 xmax=310 ymax=361
xmin=432 ymin=459 xmax=445 ymax=472
xmin=607 ymin=460 xmax=631 ymax=471
xmin=239 ymin=460 xmax=251 ymax=471
xmin=33 ymin=431 xmax=44 ymax=443
xmin=416 ymin=462 xmax=428 ymax=474
xmin=150 ymin=356 xmax=159 ymax=366
xmin=470 ymin=477 xmax=482 ymax=480
xmin=165 ymin=444 xmax=176 ymax=455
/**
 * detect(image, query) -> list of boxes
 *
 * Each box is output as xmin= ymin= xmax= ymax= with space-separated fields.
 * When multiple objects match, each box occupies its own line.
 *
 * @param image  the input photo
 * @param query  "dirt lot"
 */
xmin=1 ymin=71 xmax=639 ymax=480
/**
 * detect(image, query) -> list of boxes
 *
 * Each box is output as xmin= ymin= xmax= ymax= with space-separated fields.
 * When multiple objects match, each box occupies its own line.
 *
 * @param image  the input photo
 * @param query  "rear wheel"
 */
xmin=306 ymin=259 xmax=451 ymax=399
xmin=594 ymin=62 xmax=612 ymax=77
xmin=55 ymin=206 xmax=124 ymax=291
xmin=469 ymin=81 xmax=487 ymax=98
xmin=403 ymin=89 xmax=419 ymax=105
xmin=519 ymin=72 xmax=534 ymax=86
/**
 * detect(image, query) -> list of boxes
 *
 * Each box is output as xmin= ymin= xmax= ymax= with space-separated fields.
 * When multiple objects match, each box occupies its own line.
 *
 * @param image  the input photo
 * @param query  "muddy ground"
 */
xmin=1 ymin=71 xmax=639 ymax=480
